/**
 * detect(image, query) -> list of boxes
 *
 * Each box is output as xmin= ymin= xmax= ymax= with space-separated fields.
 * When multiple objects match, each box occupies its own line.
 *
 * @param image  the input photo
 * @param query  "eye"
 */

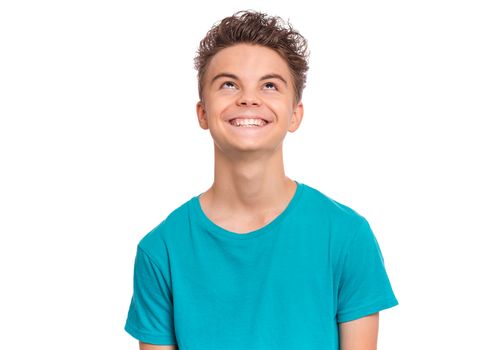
xmin=264 ymin=82 xmax=277 ymax=90
xmin=221 ymin=81 xmax=236 ymax=89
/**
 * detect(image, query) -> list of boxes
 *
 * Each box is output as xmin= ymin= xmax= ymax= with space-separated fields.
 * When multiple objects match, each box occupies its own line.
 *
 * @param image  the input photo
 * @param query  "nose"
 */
xmin=237 ymin=89 xmax=261 ymax=107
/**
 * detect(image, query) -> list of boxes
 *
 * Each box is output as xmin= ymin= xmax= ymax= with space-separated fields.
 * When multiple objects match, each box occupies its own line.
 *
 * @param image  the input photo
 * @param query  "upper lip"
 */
xmin=227 ymin=115 xmax=271 ymax=123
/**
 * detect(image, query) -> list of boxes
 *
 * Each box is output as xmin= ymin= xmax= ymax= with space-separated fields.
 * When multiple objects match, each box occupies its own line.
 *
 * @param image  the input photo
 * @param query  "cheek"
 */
xmin=268 ymin=99 xmax=293 ymax=115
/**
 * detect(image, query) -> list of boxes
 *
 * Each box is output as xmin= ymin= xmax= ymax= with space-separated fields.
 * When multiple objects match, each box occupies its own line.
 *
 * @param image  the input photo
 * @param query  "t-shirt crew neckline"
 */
xmin=191 ymin=180 xmax=305 ymax=240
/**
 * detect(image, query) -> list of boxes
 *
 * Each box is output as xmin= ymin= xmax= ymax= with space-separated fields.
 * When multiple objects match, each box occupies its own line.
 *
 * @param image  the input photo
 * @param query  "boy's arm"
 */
xmin=339 ymin=312 xmax=379 ymax=350
xmin=139 ymin=342 xmax=177 ymax=350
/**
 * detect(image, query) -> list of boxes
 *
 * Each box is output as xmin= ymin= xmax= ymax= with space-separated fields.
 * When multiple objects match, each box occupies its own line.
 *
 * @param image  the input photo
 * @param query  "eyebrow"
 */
xmin=210 ymin=72 xmax=288 ymax=87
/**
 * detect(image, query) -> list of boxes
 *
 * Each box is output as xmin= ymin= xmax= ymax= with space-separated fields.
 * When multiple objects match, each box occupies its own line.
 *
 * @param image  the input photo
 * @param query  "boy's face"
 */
xmin=196 ymin=43 xmax=303 ymax=156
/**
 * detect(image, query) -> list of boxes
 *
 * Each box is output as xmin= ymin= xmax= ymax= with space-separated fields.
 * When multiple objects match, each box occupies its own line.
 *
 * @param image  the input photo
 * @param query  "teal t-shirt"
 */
xmin=124 ymin=181 xmax=398 ymax=349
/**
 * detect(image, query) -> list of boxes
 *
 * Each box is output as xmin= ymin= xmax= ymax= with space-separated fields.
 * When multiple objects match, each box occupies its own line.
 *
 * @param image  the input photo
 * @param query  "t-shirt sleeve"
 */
xmin=336 ymin=217 xmax=399 ymax=323
xmin=124 ymin=245 xmax=177 ymax=345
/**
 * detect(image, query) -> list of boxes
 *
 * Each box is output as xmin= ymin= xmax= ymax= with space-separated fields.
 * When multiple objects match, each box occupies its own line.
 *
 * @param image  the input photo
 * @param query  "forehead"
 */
xmin=205 ymin=44 xmax=292 ymax=82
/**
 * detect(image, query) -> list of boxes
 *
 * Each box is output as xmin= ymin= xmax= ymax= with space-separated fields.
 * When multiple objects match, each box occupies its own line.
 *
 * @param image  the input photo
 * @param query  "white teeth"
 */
xmin=230 ymin=118 xmax=267 ymax=127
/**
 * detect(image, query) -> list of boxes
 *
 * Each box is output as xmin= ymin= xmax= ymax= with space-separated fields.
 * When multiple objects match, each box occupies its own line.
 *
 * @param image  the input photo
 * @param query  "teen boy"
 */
xmin=124 ymin=10 xmax=398 ymax=350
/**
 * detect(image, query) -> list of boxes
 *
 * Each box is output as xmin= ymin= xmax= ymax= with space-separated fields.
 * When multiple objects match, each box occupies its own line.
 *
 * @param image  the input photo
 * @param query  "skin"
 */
xmin=139 ymin=43 xmax=379 ymax=349
xmin=140 ymin=343 xmax=176 ymax=350
xmin=339 ymin=313 xmax=379 ymax=350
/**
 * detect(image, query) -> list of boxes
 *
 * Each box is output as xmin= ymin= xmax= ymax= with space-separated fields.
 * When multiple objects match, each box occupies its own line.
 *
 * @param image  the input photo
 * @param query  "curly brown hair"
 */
xmin=194 ymin=10 xmax=310 ymax=106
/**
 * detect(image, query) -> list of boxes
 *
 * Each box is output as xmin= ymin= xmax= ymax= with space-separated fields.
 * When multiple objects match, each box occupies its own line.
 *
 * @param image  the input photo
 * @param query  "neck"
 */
xmin=204 ymin=143 xmax=295 ymax=215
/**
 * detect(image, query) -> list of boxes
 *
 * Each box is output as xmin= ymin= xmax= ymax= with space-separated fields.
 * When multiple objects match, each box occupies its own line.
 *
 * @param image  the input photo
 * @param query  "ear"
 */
xmin=288 ymin=101 xmax=304 ymax=132
xmin=196 ymin=100 xmax=209 ymax=130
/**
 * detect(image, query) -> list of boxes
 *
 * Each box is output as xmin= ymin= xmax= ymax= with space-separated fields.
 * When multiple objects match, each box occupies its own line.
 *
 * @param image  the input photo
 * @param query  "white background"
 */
xmin=1 ymin=0 xmax=489 ymax=349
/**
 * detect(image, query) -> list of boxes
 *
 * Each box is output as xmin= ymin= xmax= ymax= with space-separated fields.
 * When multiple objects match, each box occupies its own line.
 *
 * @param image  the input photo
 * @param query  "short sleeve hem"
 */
xmin=124 ymin=322 xmax=177 ymax=345
xmin=337 ymin=296 xmax=399 ymax=323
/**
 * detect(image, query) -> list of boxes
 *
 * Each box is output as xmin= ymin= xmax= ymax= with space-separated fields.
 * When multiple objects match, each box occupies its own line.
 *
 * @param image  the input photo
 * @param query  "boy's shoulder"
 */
xmin=137 ymin=183 xmax=369 ymax=250
xmin=136 ymin=197 xmax=192 ymax=253
xmin=301 ymin=183 xmax=374 ymax=250
xmin=301 ymin=183 xmax=368 ymax=225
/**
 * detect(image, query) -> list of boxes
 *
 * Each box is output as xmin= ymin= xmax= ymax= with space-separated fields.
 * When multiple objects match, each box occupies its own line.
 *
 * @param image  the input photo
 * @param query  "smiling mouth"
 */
xmin=228 ymin=119 xmax=270 ymax=127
